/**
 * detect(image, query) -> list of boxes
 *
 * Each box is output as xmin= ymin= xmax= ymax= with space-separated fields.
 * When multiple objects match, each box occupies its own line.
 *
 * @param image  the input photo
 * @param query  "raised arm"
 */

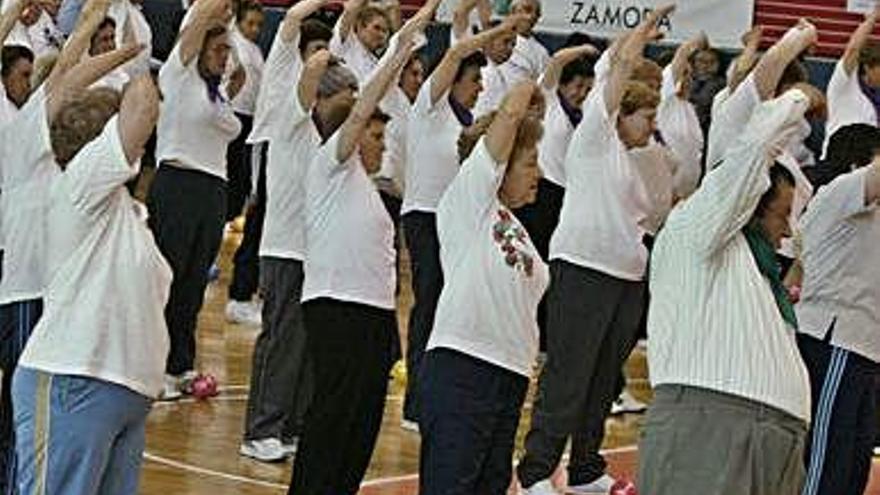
xmin=669 ymin=32 xmax=707 ymax=92
xmin=843 ymin=4 xmax=880 ymax=75
xmin=298 ymin=49 xmax=331 ymax=111
xmin=336 ymin=35 xmax=413 ymax=162
xmin=430 ymin=15 xmax=518 ymax=105
xmin=452 ymin=0 xmax=480 ymax=41
xmin=178 ymin=0 xmax=233 ymax=67
xmin=0 ymin=0 xmax=28 ymax=46
xmin=44 ymin=0 xmax=112 ymax=94
xmin=118 ymin=73 xmax=160 ymax=164
xmin=485 ymin=82 xmax=536 ymax=163
xmin=683 ymin=88 xmax=813 ymax=256
xmin=541 ymin=43 xmax=597 ymax=91
xmin=604 ymin=4 xmax=673 ymax=115
xmin=336 ymin=0 xmax=366 ymax=44
xmin=728 ymin=25 xmax=762 ymax=93
xmin=47 ymin=43 xmax=144 ymax=120
xmin=280 ymin=0 xmax=327 ymax=42
xmin=751 ymin=19 xmax=817 ymax=101
xmin=385 ymin=0 xmax=402 ymax=32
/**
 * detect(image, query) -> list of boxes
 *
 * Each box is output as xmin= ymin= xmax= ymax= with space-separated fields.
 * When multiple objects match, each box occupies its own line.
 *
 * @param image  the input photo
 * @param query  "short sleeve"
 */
xmin=158 ymin=43 xmax=195 ymax=96
xmin=63 ymin=116 xmax=136 ymax=214
xmin=565 ymin=78 xmax=617 ymax=181
xmin=250 ymin=31 xmax=308 ymax=143
xmin=0 ymin=88 xmax=52 ymax=188
xmin=802 ymin=167 xmax=874 ymax=236
xmin=415 ymin=75 xmax=451 ymax=119
xmin=437 ymin=138 xmax=501 ymax=244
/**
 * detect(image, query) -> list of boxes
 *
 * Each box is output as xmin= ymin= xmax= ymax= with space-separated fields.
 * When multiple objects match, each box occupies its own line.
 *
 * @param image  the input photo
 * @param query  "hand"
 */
xmin=636 ymin=3 xmax=675 ymax=42
xmin=789 ymin=82 xmax=826 ymax=119
xmin=288 ymin=0 xmax=328 ymax=22
xmin=227 ymin=63 xmax=246 ymax=97
xmin=304 ymin=48 xmax=332 ymax=72
xmin=197 ymin=0 xmax=233 ymax=23
xmin=741 ymin=24 xmax=763 ymax=47
xmin=344 ymin=0 xmax=367 ymax=13
xmin=795 ymin=18 xmax=819 ymax=45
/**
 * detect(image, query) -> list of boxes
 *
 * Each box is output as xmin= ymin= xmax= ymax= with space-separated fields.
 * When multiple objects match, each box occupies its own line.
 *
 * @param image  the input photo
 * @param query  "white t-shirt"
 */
xmin=429 ymin=139 xmax=549 ymax=377
xmin=20 ymin=118 xmax=172 ymax=398
xmin=156 ymin=44 xmax=241 ymax=179
xmin=549 ymin=78 xmax=652 ymax=281
xmin=257 ymin=31 xmax=321 ymax=261
xmin=824 ymin=59 xmax=877 ymax=156
xmin=0 ymin=87 xmax=17 ymax=254
xmin=506 ymin=34 xmax=549 ymax=84
xmin=302 ymin=134 xmax=396 ymax=310
xmin=230 ymin=28 xmax=264 ymax=116
xmin=402 ymin=80 xmax=464 ymax=214
xmin=538 ymin=85 xmax=576 ymax=187
xmin=658 ymin=66 xmax=703 ymax=200
xmin=329 ymin=21 xmax=379 ymax=83
xmin=0 ymin=88 xmax=57 ymax=304
xmin=473 ymin=60 xmax=514 ymax=119
xmin=376 ymin=86 xmax=412 ymax=192
xmin=2 ymin=12 xmax=63 ymax=57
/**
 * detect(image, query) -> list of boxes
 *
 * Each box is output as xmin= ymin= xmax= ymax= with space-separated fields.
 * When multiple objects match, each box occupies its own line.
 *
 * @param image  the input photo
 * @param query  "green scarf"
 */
xmin=743 ymin=222 xmax=798 ymax=330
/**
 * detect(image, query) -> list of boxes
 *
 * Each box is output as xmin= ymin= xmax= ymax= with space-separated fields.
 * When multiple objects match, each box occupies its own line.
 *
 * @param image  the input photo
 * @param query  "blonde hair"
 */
xmin=51 ymin=87 xmax=121 ymax=167
xmin=620 ymin=81 xmax=660 ymax=117
xmin=630 ymin=58 xmax=662 ymax=88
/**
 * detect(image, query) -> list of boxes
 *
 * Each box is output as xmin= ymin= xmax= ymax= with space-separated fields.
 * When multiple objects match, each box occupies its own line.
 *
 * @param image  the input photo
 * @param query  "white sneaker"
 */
xmin=281 ymin=438 xmax=298 ymax=457
xmin=240 ymin=438 xmax=287 ymax=462
xmin=158 ymin=374 xmax=182 ymax=401
xmin=522 ymin=479 xmax=559 ymax=494
xmin=225 ymin=300 xmax=262 ymax=326
xmin=400 ymin=419 xmax=419 ymax=433
xmin=567 ymin=474 xmax=617 ymax=494
xmin=610 ymin=390 xmax=647 ymax=415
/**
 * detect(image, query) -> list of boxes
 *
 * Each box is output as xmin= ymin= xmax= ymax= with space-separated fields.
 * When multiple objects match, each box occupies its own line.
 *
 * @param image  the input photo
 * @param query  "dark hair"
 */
xmin=300 ymin=19 xmax=333 ymax=54
xmin=755 ymin=162 xmax=796 ymax=218
xmin=775 ymin=59 xmax=808 ymax=95
xmin=563 ymin=32 xmax=606 ymax=53
xmin=861 ymin=39 xmax=880 ymax=70
xmin=1 ymin=45 xmax=34 ymax=78
xmin=236 ymin=0 xmax=263 ymax=21
xmin=369 ymin=109 xmax=391 ymax=124
xmin=97 ymin=16 xmax=116 ymax=32
xmin=560 ymin=58 xmax=594 ymax=86
xmin=809 ymin=124 xmax=880 ymax=186
xmin=454 ymin=52 xmax=487 ymax=83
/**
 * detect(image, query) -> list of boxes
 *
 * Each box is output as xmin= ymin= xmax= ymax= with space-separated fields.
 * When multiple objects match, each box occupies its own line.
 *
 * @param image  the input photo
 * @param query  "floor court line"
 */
xmin=142 ymin=444 xmax=640 ymax=491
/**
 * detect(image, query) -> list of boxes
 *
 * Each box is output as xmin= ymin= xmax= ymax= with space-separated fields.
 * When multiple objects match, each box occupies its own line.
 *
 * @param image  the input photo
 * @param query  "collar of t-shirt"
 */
xmin=557 ymin=90 xmax=582 ymax=127
xmin=449 ymin=94 xmax=473 ymax=127
xmin=859 ymin=77 xmax=880 ymax=125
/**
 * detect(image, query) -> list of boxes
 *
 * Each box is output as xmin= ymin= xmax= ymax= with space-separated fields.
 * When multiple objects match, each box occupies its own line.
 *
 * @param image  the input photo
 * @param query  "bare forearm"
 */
xmin=844 ymin=10 xmax=879 ymax=74
xmin=281 ymin=0 xmax=326 ymax=42
xmin=485 ymin=83 xmax=534 ymax=163
xmin=0 ymin=0 xmax=26 ymax=46
xmin=752 ymin=21 xmax=816 ymax=100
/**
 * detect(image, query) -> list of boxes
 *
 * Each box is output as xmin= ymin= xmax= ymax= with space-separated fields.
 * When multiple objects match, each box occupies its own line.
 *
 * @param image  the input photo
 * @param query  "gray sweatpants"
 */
xmin=638 ymin=385 xmax=807 ymax=495
xmin=517 ymin=260 xmax=646 ymax=487
xmin=243 ymin=257 xmax=312 ymax=442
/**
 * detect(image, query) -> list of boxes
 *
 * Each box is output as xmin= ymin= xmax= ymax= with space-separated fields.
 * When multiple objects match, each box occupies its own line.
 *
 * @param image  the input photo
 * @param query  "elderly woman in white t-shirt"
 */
xmin=419 ymin=82 xmax=548 ymax=495
xmin=147 ymin=0 xmax=243 ymax=399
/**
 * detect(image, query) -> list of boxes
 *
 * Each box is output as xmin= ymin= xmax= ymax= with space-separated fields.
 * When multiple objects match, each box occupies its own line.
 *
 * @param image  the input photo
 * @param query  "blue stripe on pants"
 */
xmin=0 ymin=299 xmax=43 ymax=495
xmin=802 ymin=347 xmax=849 ymax=495
xmin=11 ymin=368 xmax=151 ymax=495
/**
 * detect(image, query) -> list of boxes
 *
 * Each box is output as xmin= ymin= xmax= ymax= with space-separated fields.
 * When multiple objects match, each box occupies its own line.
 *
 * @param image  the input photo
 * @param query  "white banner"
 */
xmin=848 ymin=0 xmax=878 ymax=14
xmin=437 ymin=0 xmax=755 ymax=49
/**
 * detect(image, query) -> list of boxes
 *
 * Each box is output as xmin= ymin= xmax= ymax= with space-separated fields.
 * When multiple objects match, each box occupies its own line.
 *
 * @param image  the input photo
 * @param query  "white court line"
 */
xmin=142 ymin=445 xmax=639 ymax=491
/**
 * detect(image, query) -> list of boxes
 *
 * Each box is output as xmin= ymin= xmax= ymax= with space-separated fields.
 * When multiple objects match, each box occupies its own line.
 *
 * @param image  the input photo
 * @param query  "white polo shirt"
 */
xmin=549 ymin=77 xmax=652 ymax=281
xmin=230 ymin=27 xmax=264 ymax=116
xmin=429 ymin=139 xmax=549 ymax=377
xmin=506 ymin=34 xmax=549 ymax=84
xmin=156 ymin=44 xmax=242 ymax=180
xmin=402 ymin=79 xmax=465 ymax=215
xmin=824 ymin=59 xmax=877 ymax=155
xmin=256 ymin=31 xmax=320 ymax=261
xmin=20 ymin=117 xmax=172 ymax=398
xmin=302 ymin=134 xmax=396 ymax=310
xmin=797 ymin=167 xmax=880 ymax=362
xmin=648 ymin=90 xmax=812 ymax=421
xmin=0 ymin=88 xmax=57 ymax=305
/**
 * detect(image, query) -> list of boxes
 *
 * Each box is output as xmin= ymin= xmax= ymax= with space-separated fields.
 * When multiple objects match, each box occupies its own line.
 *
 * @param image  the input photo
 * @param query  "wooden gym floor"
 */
xmin=136 ymin=214 xmax=880 ymax=494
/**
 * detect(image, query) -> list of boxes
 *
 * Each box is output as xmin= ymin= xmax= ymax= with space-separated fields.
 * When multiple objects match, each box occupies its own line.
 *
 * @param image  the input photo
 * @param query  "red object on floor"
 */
xmin=190 ymin=374 xmax=219 ymax=399
xmin=611 ymin=480 xmax=637 ymax=495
